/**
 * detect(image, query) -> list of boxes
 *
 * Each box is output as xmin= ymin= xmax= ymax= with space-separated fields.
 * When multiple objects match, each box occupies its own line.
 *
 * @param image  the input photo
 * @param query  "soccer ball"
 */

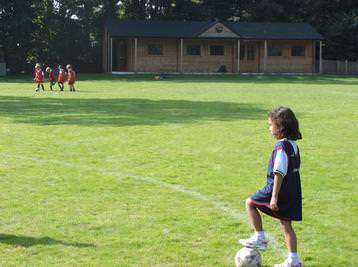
xmin=235 ymin=247 xmax=262 ymax=267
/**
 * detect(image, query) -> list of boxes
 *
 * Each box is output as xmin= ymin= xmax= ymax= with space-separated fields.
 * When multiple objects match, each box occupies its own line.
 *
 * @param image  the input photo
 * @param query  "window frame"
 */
xmin=247 ymin=44 xmax=256 ymax=60
xmin=268 ymin=45 xmax=283 ymax=56
xmin=240 ymin=45 xmax=246 ymax=60
xmin=147 ymin=44 xmax=163 ymax=55
xmin=291 ymin=46 xmax=305 ymax=57
xmin=209 ymin=45 xmax=225 ymax=56
xmin=186 ymin=44 xmax=201 ymax=56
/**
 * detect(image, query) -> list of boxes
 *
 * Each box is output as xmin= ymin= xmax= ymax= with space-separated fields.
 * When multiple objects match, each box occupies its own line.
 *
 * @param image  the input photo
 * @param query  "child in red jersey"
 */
xmin=34 ymin=63 xmax=44 ymax=92
xmin=57 ymin=65 xmax=65 ymax=91
xmin=45 ymin=67 xmax=56 ymax=91
xmin=66 ymin=64 xmax=76 ymax=92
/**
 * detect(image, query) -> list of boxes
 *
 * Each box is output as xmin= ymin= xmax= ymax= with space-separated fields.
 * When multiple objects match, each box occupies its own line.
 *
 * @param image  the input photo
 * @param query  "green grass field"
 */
xmin=0 ymin=74 xmax=357 ymax=266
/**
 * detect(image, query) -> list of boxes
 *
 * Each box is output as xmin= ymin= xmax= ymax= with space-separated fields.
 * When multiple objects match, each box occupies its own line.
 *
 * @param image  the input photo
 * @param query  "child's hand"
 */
xmin=270 ymin=197 xmax=279 ymax=211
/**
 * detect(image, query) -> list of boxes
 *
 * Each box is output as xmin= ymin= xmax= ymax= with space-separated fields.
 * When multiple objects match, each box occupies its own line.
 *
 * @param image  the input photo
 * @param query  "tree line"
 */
xmin=0 ymin=0 xmax=357 ymax=73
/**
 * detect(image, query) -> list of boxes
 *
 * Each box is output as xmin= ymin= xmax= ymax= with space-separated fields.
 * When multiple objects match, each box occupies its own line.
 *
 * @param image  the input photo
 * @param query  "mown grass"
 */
xmin=0 ymin=74 xmax=357 ymax=266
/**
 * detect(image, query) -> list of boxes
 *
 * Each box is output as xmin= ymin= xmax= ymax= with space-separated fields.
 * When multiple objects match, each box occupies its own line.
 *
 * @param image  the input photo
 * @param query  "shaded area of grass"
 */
xmin=0 ymin=96 xmax=266 ymax=126
xmin=0 ymin=234 xmax=94 ymax=248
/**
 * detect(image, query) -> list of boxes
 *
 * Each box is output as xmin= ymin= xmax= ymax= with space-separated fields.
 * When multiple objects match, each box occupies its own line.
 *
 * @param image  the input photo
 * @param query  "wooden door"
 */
xmin=239 ymin=43 xmax=259 ymax=73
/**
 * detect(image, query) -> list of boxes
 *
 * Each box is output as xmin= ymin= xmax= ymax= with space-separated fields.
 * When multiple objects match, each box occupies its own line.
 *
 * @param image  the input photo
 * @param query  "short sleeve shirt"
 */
xmin=273 ymin=139 xmax=297 ymax=178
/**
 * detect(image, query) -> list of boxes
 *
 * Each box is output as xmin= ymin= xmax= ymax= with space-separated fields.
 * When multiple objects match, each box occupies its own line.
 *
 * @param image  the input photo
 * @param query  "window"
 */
xmin=240 ymin=45 xmax=246 ymax=60
xmin=210 ymin=45 xmax=224 ymax=56
xmin=291 ymin=46 xmax=305 ymax=56
xmin=268 ymin=45 xmax=282 ymax=56
xmin=247 ymin=45 xmax=256 ymax=60
xmin=186 ymin=45 xmax=201 ymax=56
xmin=148 ymin=44 xmax=163 ymax=55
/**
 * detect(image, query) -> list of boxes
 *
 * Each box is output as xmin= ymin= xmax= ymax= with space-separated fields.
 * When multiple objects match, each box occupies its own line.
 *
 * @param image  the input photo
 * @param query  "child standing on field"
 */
xmin=34 ymin=63 xmax=44 ymax=92
xmin=66 ymin=64 xmax=76 ymax=92
xmin=239 ymin=107 xmax=303 ymax=267
xmin=46 ymin=67 xmax=56 ymax=91
xmin=57 ymin=65 xmax=65 ymax=91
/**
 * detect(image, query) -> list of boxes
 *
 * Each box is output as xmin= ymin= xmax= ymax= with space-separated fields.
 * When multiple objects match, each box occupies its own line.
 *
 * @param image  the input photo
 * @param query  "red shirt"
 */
xmin=58 ymin=69 xmax=65 ymax=83
xmin=49 ymin=70 xmax=56 ymax=82
xmin=67 ymin=69 xmax=75 ymax=84
xmin=35 ymin=69 xmax=44 ymax=82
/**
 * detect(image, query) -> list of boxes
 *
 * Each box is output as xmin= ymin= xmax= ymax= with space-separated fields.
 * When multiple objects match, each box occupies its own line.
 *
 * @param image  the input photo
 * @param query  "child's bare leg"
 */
xmin=239 ymin=198 xmax=267 ymax=250
xmin=245 ymin=198 xmax=263 ymax=231
xmin=279 ymin=220 xmax=297 ymax=252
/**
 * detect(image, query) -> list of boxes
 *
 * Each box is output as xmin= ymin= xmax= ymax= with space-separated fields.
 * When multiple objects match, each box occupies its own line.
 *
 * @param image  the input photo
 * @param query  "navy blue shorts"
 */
xmin=249 ymin=198 xmax=292 ymax=221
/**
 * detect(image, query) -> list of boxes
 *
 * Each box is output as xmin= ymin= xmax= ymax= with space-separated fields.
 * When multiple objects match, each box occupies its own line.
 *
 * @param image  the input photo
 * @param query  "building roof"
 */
xmin=106 ymin=19 xmax=323 ymax=40
xmin=106 ymin=19 xmax=213 ymax=38
xmin=224 ymin=21 xmax=323 ymax=40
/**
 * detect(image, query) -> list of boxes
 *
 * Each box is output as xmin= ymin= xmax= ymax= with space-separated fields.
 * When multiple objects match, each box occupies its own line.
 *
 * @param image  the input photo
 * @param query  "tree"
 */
xmin=0 ymin=0 xmax=36 ymax=72
xmin=1 ymin=0 xmax=357 ymax=73
xmin=305 ymin=0 xmax=358 ymax=60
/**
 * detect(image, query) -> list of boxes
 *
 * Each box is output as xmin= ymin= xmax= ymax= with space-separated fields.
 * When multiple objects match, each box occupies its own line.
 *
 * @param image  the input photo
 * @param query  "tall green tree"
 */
xmin=164 ymin=0 xmax=205 ymax=20
xmin=0 ymin=0 xmax=36 ymax=72
xmin=201 ymin=0 xmax=238 ymax=20
xmin=305 ymin=0 xmax=358 ymax=60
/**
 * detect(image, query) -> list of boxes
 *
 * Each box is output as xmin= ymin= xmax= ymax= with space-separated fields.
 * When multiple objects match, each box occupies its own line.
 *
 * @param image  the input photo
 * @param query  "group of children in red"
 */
xmin=34 ymin=63 xmax=76 ymax=92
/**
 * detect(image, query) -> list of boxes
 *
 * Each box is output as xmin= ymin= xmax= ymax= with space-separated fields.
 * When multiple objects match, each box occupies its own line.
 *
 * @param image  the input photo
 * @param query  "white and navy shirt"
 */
xmin=273 ymin=139 xmax=298 ymax=178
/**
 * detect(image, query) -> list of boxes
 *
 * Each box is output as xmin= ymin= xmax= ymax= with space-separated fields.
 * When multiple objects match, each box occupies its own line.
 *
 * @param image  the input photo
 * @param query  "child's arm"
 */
xmin=270 ymin=173 xmax=283 ymax=211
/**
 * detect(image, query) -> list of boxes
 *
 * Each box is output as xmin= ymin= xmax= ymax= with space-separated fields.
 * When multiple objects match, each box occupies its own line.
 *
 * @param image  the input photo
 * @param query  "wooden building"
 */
xmin=103 ymin=19 xmax=323 ymax=74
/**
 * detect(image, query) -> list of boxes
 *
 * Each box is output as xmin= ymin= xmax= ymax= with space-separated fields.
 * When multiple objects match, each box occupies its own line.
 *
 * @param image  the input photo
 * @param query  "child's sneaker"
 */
xmin=274 ymin=259 xmax=302 ymax=267
xmin=239 ymin=235 xmax=268 ymax=250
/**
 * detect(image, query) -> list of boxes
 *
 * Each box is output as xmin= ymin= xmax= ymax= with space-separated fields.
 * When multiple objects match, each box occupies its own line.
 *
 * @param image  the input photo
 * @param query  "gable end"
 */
xmin=198 ymin=22 xmax=239 ymax=38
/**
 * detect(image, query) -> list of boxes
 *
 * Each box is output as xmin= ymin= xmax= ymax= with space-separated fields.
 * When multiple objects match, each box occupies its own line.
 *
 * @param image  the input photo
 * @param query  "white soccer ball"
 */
xmin=235 ymin=247 xmax=262 ymax=267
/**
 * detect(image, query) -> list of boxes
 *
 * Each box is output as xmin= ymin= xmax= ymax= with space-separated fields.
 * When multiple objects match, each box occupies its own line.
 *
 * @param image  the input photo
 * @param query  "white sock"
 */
xmin=254 ymin=231 xmax=265 ymax=240
xmin=288 ymin=252 xmax=299 ymax=264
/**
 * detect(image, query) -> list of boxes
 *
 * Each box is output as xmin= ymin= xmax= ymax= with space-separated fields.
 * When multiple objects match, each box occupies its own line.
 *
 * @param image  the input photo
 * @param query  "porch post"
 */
xmin=319 ymin=41 xmax=323 ymax=74
xmin=103 ymin=29 xmax=107 ymax=72
xmin=180 ymin=38 xmax=183 ymax=73
xmin=107 ymin=32 xmax=110 ymax=72
xmin=312 ymin=41 xmax=315 ymax=73
xmin=110 ymin=37 xmax=113 ymax=73
xmin=237 ymin=39 xmax=240 ymax=73
xmin=264 ymin=40 xmax=267 ymax=73
xmin=134 ymin=38 xmax=138 ymax=73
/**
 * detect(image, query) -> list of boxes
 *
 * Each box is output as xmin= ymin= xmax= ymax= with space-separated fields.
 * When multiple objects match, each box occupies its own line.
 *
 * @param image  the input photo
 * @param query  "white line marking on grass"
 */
xmin=1 ymin=153 xmax=285 ymax=255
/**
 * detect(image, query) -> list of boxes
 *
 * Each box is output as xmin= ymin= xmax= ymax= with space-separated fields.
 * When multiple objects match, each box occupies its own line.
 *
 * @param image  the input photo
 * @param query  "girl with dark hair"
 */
xmin=239 ymin=107 xmax=303 ymax=267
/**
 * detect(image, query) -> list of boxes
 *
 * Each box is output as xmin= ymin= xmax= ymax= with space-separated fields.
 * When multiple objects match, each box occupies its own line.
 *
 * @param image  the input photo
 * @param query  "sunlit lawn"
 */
xmin=0 ymin=74 xmax=357 ymax=266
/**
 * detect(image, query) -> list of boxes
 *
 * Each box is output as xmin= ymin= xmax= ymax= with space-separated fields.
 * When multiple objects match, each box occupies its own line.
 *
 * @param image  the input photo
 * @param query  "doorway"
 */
xmin=113 ymin=40 xmax=127 ymax=72
xmin=240 ymin=42 xmax=259 ymax=73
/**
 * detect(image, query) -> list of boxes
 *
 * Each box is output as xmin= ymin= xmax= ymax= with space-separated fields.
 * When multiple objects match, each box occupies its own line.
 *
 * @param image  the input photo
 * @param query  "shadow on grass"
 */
xmin=0 ymin=234 xmax=94 ymax=247
xmin=0 ymin=96 xmax=266 ymax=126
xmin=1 ymin=74 xmax=357 ymax=85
